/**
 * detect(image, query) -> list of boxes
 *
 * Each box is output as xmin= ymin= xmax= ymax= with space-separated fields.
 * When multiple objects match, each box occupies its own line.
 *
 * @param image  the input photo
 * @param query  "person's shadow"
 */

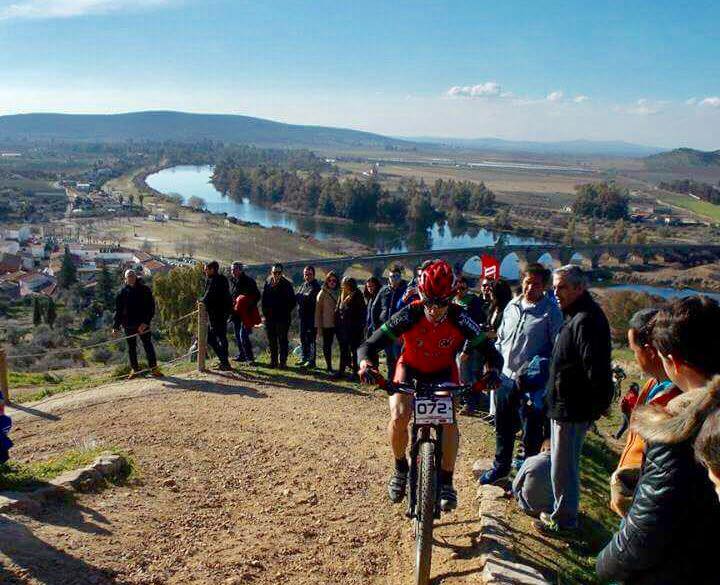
xmin=7 ymin=402 xmax=61 ymax=421
xmin=0 ymin=512 xmax=115 ymax=584
xmin=160 ymin=374 xmax=268 ymax=398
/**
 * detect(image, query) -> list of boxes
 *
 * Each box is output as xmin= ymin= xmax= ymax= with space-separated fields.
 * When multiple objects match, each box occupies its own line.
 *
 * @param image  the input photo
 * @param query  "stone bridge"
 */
xmin=244 ymin=243 xmax=720 ymax=283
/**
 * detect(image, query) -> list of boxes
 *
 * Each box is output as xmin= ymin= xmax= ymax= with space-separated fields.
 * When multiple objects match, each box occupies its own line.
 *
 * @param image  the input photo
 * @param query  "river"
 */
xmin=605 ymin=284 xmax=720 ymax=302
xmin=146 ymin=166 xmax=720 ymax=299
xmin=145 ymin=165 xmax=548 ymax=253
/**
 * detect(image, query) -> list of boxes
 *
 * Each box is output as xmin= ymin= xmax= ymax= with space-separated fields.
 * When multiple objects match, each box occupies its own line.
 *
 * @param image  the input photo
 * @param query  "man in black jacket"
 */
xmin=374 ymin=266 xmax=408 ymax=378
xmin=261 ymin=264 xmax=296 ymax=368
xmin=113 ymin=269 xmax=161 ymax=378
xmin=534 ymin=265 xmax=612 ymax=536
xmin=201 ymin=261 xmax=232 ymax=371
xmin=229 ymin=261 xmax=260 ymax=363
xmin=296 ymin=265 xmax=321 ymax=368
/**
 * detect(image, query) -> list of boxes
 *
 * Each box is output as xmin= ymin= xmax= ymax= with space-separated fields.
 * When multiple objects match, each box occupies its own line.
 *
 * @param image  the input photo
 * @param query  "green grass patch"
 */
xmin=0 ymin=446 xmax=129 ymax=491
xmin=658 ymin=193 xmax=720 ymax=222
xmin=10 ymin=359 xmax=196 ymax=404
xmin=8 ymin=371 xmax=63 ymax=387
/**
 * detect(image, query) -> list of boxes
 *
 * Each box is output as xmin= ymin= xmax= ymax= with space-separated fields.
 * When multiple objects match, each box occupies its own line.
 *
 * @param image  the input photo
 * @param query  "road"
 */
xmin=2 ymin=368 xmax=497 ymax=585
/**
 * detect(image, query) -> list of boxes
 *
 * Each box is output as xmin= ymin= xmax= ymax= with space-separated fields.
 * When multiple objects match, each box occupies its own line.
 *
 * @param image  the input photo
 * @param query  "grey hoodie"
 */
xmin=495 ymin=293 xmax=563 ymax=380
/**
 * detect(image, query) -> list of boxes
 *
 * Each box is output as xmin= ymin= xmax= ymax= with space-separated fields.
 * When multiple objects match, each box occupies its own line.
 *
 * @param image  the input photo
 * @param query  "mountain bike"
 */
xmin=373 ymin=375 xmax=488 ymax=585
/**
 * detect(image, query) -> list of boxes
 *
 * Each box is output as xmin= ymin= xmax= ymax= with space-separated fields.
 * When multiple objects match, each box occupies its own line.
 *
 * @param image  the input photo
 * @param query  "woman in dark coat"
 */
xmin=363 ymin=276 xmax=381 ymax=337
xmin=596 ymin=296 xmax=720 ymax=585
xmin=335 ymin=276 xmax=366 ymax=378
xmin=487 ymin=278 xmax=513 ymax=332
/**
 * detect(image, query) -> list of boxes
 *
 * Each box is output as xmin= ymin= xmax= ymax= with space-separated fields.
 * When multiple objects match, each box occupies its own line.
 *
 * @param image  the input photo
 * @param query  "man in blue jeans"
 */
xmin=535 ymin=265 xmax=613 ymax=536
xmin=478 ymin=263 xmax=562 ymax=484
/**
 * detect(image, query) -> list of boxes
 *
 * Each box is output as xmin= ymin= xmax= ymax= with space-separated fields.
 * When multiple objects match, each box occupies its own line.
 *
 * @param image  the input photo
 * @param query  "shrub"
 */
xmin=597 ymin=290 xmax=662 ymax=345
xmin=91 ymin=346 xmax=113 ymax=364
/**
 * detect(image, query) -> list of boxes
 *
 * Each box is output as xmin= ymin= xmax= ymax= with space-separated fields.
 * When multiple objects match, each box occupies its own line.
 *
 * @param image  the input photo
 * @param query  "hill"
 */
xmin=0 ymin=111 xmax=413 ymax=150
xmin=645 ymin=147 xmax=720 ymax=169
xmin=406 ymin=136 xmax=662 ymax=157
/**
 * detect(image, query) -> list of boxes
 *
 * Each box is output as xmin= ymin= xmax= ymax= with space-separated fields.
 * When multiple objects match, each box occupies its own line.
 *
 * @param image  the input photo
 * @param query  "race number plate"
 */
xmin=414 ymin=396 xmax=454 ymax=425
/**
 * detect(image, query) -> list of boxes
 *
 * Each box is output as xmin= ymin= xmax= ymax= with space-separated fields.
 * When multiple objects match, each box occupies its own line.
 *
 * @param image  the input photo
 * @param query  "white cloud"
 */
xmin=446 ymin=82 xmax=503 ymax=98
xmin=0 ymin=0 xmax=174 ymax=21
xmin=546 ymin=90 xmax=564 ymax=102
xmin=685 ymin=97 xmax=698 ymax=106
xmin=615 ymin=98 xmax=664 ymax=116
xmin=699 ymin=96 xmax=720 ymax=108
xmin=573 ymin=95 xmax=589 ymax=103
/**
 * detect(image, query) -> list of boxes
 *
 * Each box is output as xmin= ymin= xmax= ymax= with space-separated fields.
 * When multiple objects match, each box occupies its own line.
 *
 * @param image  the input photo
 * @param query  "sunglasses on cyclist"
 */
xmin=425 ymin=298 xmax=450 ymax=309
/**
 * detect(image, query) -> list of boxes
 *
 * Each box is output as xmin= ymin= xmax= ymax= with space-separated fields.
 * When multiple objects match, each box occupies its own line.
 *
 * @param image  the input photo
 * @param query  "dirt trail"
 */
xmin=2 ymin=369 xmax=497 ymax=585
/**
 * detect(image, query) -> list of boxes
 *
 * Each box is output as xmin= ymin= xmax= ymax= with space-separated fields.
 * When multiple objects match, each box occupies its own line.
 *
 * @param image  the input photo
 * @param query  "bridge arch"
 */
xmin=570 ymin=252 xmax=593 ymax=270
xmin=340 ymin=263 xmax=375 ymax=281
xmin=536 ymin=252 xmax=559 ymax=270
xmin=461 ymin=255 xmax=483 ymax=278
xmin=500 ymin=252 xmax=522 ymax=280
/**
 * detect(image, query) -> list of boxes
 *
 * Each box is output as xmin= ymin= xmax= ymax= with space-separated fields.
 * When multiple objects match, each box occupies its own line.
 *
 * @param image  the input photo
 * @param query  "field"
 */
xmin=655 ymin=191 xmax=720 ymax=222
xmin=73 ymin=208 xmax=354 ymax=265
xmin=337 ymin=159 xmax=594 ymax=206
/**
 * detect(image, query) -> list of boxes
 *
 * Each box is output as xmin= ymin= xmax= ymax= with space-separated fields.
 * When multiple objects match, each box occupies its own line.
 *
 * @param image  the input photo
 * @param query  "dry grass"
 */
xmin=77 ymin=208 xmax=345 ymax=264
xmin=337 ymin=161 xmax=597 ymax=197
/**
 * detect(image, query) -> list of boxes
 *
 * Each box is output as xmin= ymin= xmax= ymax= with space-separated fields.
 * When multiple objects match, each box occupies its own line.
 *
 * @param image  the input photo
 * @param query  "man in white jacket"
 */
xmin=478 ymin=263 xmax=563 ymax=485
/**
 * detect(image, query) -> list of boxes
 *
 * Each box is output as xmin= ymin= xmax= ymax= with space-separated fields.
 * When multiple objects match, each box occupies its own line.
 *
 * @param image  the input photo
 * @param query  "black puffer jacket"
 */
xmin=596 ymin=377 xmax=720 ymax=584
xmin=261 ymin=276 xmax=296 ymax=324
xmin=230 ymin=272 xmax=260 ymax=304
xmin=201 ymin=273 xmax=232 ymax=321
xmin=546 ymin=291 xmax=613 ymax=422
xmin=375 ymin=281 xmax=407 ymax=324
xmin=113 ymin=279 xmax=155 ymax=330
xmin=336 ymin=289 xmax=366 ymax=342
xmin=296 ymin=279 xmax=321 ymax=328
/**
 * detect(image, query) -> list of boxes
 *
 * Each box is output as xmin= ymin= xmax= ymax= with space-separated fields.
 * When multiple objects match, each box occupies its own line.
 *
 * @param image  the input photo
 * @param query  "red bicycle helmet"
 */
xmin=418 ymin=260 xmax=456 ymax=304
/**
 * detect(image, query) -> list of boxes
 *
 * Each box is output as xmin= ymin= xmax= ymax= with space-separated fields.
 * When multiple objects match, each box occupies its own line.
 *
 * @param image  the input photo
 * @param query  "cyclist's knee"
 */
xmin=388 ymin=395 xmax=411 ymax=426
xmin=389 ymin=410 xmax=411 ymax=427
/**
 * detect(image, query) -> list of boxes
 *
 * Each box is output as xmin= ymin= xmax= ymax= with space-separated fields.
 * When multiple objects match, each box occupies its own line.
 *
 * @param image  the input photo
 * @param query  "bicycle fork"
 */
xmin=407 ymin=424 xmax=444 ymax=520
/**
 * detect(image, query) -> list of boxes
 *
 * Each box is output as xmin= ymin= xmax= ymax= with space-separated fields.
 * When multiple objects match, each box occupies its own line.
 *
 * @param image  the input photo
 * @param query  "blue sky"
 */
xmin=1 ymin=0 xmax=719 ymax=148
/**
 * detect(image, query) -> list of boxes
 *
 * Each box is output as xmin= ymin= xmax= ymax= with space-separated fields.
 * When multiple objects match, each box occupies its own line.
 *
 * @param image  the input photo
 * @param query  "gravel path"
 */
xmin=1 ymin=368 xmax=496 ymax=584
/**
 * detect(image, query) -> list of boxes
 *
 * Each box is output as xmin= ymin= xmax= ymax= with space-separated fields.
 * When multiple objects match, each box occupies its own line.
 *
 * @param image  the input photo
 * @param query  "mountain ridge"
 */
xmin=645 ymin=147 xmax=720 ymax=169
xmin=0 ymin=110 xmax=412 ymax=150
xmin=405 ymin=136 xmax=663 ymax=157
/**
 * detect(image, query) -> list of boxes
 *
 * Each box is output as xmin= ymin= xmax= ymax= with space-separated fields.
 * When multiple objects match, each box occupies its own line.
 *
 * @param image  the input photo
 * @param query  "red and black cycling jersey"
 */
xmin=358 ymin=301 xmax=495 ymax=380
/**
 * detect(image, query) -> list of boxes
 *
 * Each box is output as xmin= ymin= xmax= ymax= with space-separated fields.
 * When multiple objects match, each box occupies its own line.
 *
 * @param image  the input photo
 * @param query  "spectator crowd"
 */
xmin=115 ymin=256 xmax=720 ymax=584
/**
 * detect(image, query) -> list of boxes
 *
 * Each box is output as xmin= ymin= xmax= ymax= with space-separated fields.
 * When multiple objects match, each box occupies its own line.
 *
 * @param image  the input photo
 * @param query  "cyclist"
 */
xmin=358 ymin=259 xmax=500 ymax=511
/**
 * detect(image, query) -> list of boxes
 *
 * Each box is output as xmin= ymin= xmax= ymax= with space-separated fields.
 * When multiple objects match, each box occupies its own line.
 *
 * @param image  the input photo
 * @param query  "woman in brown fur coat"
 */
xmin=597 ymin=296 xmax=720 ymax=585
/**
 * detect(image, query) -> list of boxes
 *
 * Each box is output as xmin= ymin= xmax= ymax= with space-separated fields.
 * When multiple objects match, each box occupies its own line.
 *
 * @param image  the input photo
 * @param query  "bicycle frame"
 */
xmin=388 ymin=381 xmax=471 ymax=521
xmin=407 ymin=412 xmax=444 ymax=521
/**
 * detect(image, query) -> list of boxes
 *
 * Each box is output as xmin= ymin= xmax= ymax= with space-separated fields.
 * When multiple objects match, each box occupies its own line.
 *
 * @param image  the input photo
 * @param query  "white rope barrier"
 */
xmin=6 ymin=310 xmax=199 ymax=361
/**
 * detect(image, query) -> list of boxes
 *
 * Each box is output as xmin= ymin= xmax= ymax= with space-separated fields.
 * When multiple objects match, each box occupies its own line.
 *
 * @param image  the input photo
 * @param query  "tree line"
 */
xmin=659 ymin=179 xmax=720 ymax=205
xmin=211 ymin=161 xmax=496 ymax=229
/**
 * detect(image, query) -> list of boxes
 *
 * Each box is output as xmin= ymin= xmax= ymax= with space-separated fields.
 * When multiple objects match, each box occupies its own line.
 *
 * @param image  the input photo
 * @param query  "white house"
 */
xmin=2 ymin=226 xmax=31 ymax=243
xmin=0 ymin=240 xmax=20 ymax=255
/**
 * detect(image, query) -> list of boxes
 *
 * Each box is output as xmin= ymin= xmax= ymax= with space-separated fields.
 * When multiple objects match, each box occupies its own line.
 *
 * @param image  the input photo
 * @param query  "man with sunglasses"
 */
xmin=375 ymin=265 xmax=408 ymax=378
xmin=359 ymin=259 xmax=500 ymax=511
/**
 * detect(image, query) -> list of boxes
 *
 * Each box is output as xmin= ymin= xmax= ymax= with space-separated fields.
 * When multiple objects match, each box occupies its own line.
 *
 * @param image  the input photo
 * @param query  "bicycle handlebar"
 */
xmin=361 ymin=369 xmax=499 ymax=396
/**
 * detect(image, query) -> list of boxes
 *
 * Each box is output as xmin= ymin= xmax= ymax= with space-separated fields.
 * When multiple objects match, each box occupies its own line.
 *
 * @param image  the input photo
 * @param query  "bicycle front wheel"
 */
xmin=414 ymin=440 xmax=436 ymax=585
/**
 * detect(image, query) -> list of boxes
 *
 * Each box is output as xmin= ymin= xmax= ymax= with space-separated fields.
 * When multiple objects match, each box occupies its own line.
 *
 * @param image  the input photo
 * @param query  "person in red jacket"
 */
xmin=614 ymin=382 xmax=640 ymax=440
xmin=358 ymin=259 xmax=499 ymax=511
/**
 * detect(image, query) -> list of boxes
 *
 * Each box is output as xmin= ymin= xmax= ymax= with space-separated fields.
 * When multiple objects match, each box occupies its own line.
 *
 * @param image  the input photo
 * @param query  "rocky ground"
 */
xmin=1 ymin=367 xmax=506 ymax=585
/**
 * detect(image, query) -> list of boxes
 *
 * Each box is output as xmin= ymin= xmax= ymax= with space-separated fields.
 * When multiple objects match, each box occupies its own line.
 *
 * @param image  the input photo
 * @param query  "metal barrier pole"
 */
xmin=0 ymin=348 xmax=9 ymax=406
xmin=197 ymin=302 xmax=208 ymax=372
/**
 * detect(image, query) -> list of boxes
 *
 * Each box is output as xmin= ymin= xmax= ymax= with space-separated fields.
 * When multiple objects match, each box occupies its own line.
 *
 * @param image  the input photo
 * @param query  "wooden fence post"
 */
xmin=197 ymin=302 xmax=208 ymax=372
xmin=0 ymin=348 xmax=9 ymax=406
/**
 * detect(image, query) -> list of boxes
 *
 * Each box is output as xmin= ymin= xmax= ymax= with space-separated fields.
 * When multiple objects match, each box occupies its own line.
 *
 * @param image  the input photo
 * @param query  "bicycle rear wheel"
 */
xmin=414 ymin=440 xmax=436 ymax=585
